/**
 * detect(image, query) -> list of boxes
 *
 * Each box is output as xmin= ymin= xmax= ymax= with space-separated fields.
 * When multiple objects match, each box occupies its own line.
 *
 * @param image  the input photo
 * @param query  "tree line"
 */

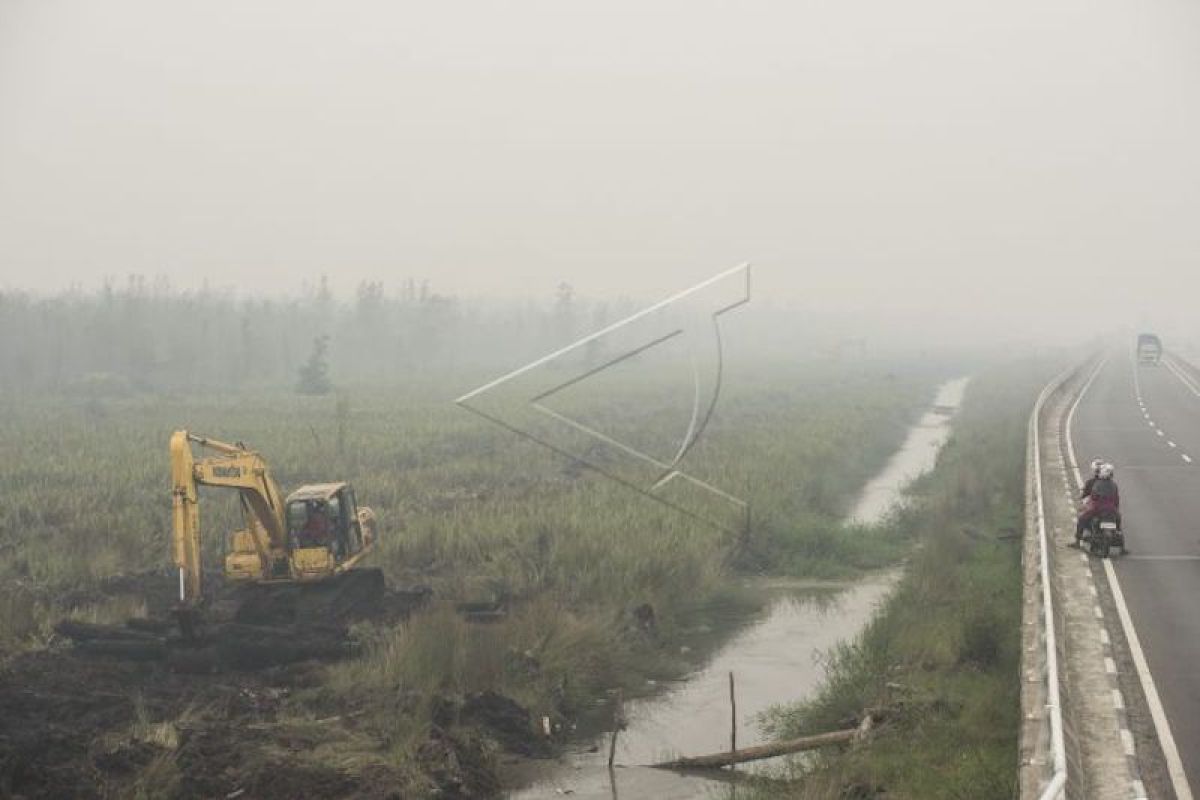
xmin=0 ymin=277 xmax=626 ymax=394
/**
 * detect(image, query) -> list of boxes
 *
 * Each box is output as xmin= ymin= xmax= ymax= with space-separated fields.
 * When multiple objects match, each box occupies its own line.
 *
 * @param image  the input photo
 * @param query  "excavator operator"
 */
xmin=299 ymin=501 xmax=334 ymax=548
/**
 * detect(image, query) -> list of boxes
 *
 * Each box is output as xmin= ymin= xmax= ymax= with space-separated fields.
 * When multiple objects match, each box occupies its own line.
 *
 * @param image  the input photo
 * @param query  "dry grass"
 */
xmin=754 ymin=360 xmax=1055 ymax=799
xmin=0 ymin=357 xmax=960 ymax=791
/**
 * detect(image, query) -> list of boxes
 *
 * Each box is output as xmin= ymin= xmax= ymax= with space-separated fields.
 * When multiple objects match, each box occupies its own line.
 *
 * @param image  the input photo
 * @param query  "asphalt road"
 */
xmin=1073 ymin=353 xmax=1200 ymax=796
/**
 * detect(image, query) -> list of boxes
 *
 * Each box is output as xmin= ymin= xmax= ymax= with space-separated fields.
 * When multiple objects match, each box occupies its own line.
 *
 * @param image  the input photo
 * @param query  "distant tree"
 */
xmin=554 ymin=281 xmax=575 ymax=342
xmin=237 ymin=313 xmax=253 ymax=386
xmin=316 ymin=274 xmax=333 ymax=306
xmin=355 ymin=280 xmax=384 ymax=315
xmin=584 ymin=302 xmax=609 ymax=368
xmin=296 ymin=334 xmax=333 ymax=395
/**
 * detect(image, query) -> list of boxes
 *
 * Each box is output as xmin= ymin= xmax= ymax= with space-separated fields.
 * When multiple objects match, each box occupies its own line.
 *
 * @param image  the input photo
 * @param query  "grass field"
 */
xmin=0 ymin=356 xmax=958 ymax=795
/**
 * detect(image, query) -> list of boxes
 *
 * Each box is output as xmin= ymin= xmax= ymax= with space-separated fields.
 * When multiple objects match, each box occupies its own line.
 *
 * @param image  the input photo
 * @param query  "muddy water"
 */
xmin=507 ymin=577 xmax=896 ymax=799
xmin=849 ymin=377 xmax=971 ymax=525
xmin=507 ymin=378 xmax=969 ymax=800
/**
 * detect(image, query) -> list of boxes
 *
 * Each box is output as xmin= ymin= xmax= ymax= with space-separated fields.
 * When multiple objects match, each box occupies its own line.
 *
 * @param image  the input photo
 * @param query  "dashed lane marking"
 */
xmin=1076 ymin=355 xmax=1192 ymax=800
xmin=1164 ymin=355 xmax=1200 ymax=399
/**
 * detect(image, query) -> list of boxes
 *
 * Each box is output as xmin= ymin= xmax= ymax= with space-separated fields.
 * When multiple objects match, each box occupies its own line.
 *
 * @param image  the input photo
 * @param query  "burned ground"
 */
xmin=0 ymin=572 xmax=510 ymax=799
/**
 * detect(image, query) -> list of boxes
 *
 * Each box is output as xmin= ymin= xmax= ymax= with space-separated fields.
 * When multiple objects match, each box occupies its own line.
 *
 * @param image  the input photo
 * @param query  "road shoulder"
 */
xmin=1042 ymin=367 xmax=1147 ymax=800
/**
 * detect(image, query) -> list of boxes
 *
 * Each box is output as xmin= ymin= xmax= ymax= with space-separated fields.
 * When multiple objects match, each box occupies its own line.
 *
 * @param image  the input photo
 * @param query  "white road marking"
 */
xmin=1121 ymin=728 xmax=1137 ymax=756
xmin=1101 ymin=628 xmax=1110 ymax=646
xmin=1164 ymin=355 xmax=1200 ymax=398
xmin=1157 ymin=430 xmax=1165 ymax=437
xmin=1074 ymin=355 xmax=1195 ymax=800
xmin=1169 ymin=441 xmax=1177 ymax=448
xmin=1103 ymin=558 xmax=1194 ymax=799
xmin=1184 ymin=455 xmax=1194 ymax=464
xmin=1113 ymin=689 xmax=1125 ymax=710
xmin=1065 ymin=357 xmax=1107 ymax=474
xmin=1105 ymin=656 xmax=1118 ymax=674
xmin=1095 ymin=605 xmax=1104 ymax=620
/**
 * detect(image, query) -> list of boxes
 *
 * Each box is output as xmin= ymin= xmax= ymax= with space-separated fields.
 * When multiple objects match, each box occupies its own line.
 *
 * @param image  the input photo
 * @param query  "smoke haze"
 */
xmin=3 ymin=0 xmax=1200 ymax=343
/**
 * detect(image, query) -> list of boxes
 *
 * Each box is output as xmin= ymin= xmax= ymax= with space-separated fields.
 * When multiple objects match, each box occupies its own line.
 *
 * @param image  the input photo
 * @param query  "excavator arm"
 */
xmin=169 ymin=430 xmax=289 ymax=607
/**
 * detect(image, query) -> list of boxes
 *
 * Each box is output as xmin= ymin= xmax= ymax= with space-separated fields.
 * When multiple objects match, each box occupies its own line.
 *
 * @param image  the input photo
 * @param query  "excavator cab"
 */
xmin=284 ymin=483 xmax=375 ymax=580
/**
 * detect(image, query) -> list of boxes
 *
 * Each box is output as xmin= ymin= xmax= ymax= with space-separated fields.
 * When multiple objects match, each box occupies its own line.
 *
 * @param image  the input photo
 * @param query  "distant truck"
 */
xmin=1137 ymin=333 xmax=1163 ymax=365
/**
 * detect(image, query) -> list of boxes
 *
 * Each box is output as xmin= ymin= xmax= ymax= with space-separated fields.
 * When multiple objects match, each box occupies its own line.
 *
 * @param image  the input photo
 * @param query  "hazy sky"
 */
xmin=3 ymin=0 xmax=1200 ymax=336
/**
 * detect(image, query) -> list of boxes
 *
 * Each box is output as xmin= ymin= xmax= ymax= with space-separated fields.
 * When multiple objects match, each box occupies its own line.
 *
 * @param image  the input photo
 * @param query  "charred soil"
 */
xmin=0 ymin=571 xmax=516 ymax=799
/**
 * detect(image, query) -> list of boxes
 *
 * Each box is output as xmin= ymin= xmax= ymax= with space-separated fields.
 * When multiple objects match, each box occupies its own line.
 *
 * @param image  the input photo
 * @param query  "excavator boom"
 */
xmin=169 ymin=431 xmax=289 ymax=606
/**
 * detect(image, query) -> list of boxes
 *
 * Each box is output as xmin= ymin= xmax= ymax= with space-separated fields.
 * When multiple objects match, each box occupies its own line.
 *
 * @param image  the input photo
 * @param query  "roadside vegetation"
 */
xmin=0 ymin=348 xmax=961 ymax=796
xmin=753 ymin=361 xmax=1048 ymax=800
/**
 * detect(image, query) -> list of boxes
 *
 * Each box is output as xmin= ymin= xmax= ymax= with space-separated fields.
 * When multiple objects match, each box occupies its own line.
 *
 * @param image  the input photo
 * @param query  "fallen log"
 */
xmin=76 ymin=639 xmax=168 ymax=662
xmin=652 ymin=727 xmax=859 ymax=770
xmin=55 ymin=620 xmax=162 ymax=643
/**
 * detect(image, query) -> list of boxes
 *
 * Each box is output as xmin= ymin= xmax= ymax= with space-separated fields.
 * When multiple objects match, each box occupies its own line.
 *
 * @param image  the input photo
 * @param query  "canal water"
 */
xmin=508 ymin=377 xmax=970 ymax=799
xmin=849 ymin=377 xmax=971 ymax=525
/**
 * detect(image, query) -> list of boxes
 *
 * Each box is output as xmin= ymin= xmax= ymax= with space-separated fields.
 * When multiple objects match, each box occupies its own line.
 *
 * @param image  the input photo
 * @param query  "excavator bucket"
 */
xmin=173 ymin=605 xmax=204 ymax=642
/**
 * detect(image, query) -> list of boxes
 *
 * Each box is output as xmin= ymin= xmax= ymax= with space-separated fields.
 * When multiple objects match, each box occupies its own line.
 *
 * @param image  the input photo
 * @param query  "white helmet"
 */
xmin=1098 ymin=463 xmax=1115 ymax=480
xmin=1090 ymin=458 xmax=1104 ymax=476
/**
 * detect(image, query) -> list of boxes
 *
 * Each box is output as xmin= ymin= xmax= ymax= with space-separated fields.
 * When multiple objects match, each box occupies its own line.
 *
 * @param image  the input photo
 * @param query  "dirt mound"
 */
xmin=416 ymin=726 xmax=501 ymax=800
xmin=173 ymin=721 xmax=364 ymax=799
xmin=57 ymin=568 xmax=180 ymax=610
xmin=55 ymin=617 xmax=351 ymax=672
xmin=461 ymin=691 xmax=551 ymax=758
xmin=53 ymin=568 xmax=432 ymax=672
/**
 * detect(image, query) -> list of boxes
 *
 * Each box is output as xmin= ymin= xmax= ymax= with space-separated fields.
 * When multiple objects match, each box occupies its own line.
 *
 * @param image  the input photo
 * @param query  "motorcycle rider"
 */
xmin=1076 ymin=462 xmax=1120 ymax=542
xmin=1080 ymin=458 xmax=1104 ymax=500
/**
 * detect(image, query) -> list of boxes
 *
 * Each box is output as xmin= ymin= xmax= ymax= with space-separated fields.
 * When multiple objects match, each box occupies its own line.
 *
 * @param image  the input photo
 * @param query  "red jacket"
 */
xmin=1084 ymin=478 xmax=1120 ymax=513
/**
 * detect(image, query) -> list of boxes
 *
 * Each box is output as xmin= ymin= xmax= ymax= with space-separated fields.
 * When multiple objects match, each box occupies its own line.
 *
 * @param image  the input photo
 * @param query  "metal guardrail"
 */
xmin=1029 ymin=367 xmax=1072 ymax=800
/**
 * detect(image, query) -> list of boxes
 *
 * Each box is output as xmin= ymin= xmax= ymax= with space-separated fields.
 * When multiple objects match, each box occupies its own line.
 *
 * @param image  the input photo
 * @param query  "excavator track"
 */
xmin=231 ymin=567 xmax=387 ymax=626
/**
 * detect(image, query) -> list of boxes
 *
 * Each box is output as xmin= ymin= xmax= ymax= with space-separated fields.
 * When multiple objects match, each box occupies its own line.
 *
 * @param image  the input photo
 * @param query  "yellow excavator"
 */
xmin=170 ymin=430 xmax=378 ymax=634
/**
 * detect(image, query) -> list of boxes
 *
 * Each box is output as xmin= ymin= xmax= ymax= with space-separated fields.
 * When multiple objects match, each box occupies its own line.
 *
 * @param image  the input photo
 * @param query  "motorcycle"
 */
xmin=1077 ymin=508 xmax=1125 ymax=557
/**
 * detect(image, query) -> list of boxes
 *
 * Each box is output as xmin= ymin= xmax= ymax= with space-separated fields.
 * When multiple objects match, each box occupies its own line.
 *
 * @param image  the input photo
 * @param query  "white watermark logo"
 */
xmin=456 ymin=264 xmax=750 ymax=533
